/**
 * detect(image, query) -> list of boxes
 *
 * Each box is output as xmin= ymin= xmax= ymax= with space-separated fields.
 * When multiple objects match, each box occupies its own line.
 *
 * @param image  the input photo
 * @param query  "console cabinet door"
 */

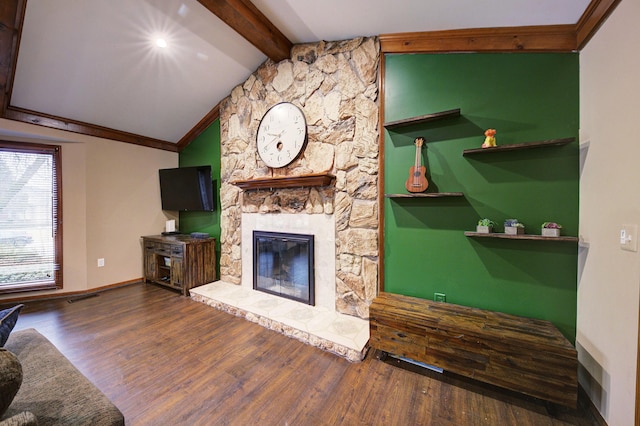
xmin=171 ymin=256 xmax=184 ymax=288
xmin=144 ymin=246 xmax=156 ymax=281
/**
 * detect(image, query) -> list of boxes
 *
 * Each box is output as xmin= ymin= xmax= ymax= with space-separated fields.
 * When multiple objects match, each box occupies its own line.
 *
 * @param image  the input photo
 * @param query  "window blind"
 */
xmin=0 ymin=142 xmax=62 ymax=293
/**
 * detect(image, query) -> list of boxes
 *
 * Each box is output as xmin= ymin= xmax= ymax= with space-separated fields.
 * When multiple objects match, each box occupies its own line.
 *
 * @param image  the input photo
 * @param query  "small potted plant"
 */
xmin=541 ymin=222 xmax=562 ymax=237
xmin=477 ymin=218 xmax=495 ymax=233
xmin=504 ymin=219 xmax=525 ymax=235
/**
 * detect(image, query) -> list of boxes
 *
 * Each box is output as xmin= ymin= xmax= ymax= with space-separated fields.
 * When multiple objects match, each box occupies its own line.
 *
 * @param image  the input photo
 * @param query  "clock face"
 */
xmin=256 ymin=102 xmax=307 ymax=168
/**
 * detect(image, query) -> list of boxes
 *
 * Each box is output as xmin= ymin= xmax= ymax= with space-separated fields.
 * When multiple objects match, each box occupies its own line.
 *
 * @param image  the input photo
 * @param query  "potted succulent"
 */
xmin=504 ymin=219 xmax=525 ymax=235
xmin=477 ymin=218 xmax=495 ymax=233
xmin=541 ymin=222 xmax=562 ymax=237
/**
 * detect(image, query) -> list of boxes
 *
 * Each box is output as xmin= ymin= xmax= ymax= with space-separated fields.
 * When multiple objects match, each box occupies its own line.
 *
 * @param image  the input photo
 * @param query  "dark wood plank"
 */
xmin=369 ymin=292 xmax=579 ymax=408
xmin=462 ymin=137 xmax=575 ymax=156
xmin=5 ymin=283 xmax=596 ymax=425
xmin=384 ymin=108 xmax=461 ymax=130
xmin=386 ymin=192 xmax=464 ymax=198
xmin=231 ymin=172 xmax=335 ymax=190
xmin=465 ymin=231 xmax=579 ymax=242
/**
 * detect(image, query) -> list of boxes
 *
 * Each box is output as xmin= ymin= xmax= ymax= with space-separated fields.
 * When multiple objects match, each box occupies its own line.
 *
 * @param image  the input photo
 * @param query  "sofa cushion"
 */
xmin=0 ymin=305 xmax=24 ymax=347
xmin=3 ymin=328 xmax=124 ymax=425
xmin=0 ymin=348 xmax=23 ymax=418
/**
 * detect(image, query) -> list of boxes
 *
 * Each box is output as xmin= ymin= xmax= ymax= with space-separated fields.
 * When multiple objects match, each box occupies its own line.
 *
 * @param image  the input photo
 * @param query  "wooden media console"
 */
xmin=369 ymin=292 xmax=577 ymax=408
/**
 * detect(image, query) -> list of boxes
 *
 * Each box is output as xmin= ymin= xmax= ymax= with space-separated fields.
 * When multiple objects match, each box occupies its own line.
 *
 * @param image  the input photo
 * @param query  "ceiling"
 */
xmin=1 ymin=0 xmax=596 ymax=151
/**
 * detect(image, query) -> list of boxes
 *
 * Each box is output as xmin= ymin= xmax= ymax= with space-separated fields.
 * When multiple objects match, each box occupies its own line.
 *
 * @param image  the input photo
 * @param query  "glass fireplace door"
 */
xmin=253 ymin=231 xmax=314 ymax=305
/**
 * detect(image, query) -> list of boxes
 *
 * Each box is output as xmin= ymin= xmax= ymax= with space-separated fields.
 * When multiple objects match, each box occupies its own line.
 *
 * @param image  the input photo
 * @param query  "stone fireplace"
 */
xmin=191 ymin=37 xmax=380 ymax=361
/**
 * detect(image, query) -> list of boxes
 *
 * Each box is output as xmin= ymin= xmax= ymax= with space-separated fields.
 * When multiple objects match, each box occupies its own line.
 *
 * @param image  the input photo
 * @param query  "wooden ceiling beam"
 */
xmin=4 ymin=106 xmax=179 ymax=152
xmin=197 ymin=0 xmax=293 ymax=62
xmin=0 ymin=0 xmax=25 ymax=115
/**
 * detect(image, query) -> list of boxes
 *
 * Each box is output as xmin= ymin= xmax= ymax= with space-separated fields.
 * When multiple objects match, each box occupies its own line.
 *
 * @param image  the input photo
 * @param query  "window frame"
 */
xmin=0 ymin=140 xmax=63 ymax=293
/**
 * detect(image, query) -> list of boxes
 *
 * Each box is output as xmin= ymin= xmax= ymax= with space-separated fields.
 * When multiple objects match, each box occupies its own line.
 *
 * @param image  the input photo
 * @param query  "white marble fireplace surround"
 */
xmin=242 ymin=213 xmax=335 ymax=310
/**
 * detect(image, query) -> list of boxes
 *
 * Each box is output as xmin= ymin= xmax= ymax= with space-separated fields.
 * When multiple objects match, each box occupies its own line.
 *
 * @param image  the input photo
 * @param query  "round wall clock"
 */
xmin=256 ymin=102 xmax=307 ymax=168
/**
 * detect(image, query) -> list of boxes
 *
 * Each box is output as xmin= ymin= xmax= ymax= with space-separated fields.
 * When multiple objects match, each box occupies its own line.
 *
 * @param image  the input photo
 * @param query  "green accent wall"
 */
xmin=383 ymin=53 xmax=579 ymax=340
xmin=179 ymin=120 xmax=221 ymax=277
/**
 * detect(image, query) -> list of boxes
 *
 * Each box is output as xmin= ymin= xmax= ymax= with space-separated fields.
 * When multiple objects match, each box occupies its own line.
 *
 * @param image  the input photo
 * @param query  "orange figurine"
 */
xmin=482 ymin=129 xmax=497 ymax=148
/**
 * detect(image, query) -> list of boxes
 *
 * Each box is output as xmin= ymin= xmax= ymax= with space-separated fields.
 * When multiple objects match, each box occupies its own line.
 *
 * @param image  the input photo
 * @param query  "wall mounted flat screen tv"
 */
xmin=159 ymin=166 xmax=215 ymax=211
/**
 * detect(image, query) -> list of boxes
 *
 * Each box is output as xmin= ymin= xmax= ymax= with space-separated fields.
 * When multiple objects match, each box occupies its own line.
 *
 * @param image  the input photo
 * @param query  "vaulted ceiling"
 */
xmin=0 ymin=0 xmax=620 ymax=152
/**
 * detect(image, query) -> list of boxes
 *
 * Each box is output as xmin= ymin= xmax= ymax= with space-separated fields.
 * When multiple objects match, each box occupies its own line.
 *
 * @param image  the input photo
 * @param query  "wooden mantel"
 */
xmin=231 ymin=172 xmax=335 ymax=191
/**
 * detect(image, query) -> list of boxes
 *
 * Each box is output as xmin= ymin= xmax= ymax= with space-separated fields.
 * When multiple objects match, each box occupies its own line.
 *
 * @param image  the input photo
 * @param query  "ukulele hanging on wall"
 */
xmin=405 ymin=137 xmax=429 ymax=193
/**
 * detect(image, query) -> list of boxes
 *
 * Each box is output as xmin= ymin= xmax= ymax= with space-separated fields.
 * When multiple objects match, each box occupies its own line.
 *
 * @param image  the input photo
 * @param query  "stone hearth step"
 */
xmin=190 ymin=280 xmax=369 ymax=362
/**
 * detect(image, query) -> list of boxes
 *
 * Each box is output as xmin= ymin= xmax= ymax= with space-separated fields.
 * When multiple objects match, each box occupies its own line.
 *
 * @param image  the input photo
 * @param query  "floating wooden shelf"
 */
xmin=384 ymin=108 xmax=461 ymax=130
xmin=385 ymin=192 xmax=464 ymax=198
xmin=231 ymin=173 xmax=335 ymax=191
xmin=462 ymin=137 xmax=575 ymax=156
xmin=464 ymin=231 xmax=578 ymax=242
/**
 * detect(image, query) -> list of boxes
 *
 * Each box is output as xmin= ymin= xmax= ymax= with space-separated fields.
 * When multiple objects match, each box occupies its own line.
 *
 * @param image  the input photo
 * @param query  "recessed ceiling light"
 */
xmin=155 ymin=38 xmax=167 ymax=48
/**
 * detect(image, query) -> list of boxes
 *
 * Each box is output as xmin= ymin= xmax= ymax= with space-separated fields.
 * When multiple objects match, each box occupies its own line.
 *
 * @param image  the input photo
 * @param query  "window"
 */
xmin=0 ymin=141 xmax=62 ymax=293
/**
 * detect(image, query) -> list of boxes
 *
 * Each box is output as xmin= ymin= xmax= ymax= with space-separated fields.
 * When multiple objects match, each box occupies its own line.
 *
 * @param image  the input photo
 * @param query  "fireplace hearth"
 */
xmin=191 ymin=213 xmax=368 ymax=362
xmin=253 ymin=231 xmax=314 ymax=305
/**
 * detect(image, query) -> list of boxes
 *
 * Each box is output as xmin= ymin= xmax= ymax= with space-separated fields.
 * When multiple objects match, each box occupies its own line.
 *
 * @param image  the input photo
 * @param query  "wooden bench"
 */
xmin=369 ymin=292 xmax=578 ymax=408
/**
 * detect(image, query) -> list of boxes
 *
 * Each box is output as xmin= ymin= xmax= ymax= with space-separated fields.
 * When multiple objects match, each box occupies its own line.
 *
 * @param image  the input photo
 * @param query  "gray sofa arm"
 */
xmin=3 ymin=329 xmax=123 ymax=425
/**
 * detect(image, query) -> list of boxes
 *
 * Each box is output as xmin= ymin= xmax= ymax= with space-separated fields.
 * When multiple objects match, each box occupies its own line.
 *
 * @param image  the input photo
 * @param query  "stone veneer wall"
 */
xmin=219 ymin=37 xmax=380 ymax=319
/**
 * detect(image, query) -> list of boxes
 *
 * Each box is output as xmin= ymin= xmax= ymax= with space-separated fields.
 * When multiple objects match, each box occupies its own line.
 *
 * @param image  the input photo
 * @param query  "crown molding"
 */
xmin=177 ymin=103 xmax=220 ymax=152
xmin=380 ymin=25 xmax=577 ymax=53
xmin=576 ymin=0 xmax=623 ymax=49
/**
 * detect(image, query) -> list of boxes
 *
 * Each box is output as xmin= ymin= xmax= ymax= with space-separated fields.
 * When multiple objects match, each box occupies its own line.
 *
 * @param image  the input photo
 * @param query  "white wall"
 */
xmin=0 ymin=119 xmax=178 ymax=300
xmin=579 ymin=0 xmax=640 ymax=424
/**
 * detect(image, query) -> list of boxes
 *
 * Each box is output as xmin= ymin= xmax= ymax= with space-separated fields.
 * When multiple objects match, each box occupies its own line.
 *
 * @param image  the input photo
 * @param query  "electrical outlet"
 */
xmin=97 ymin=258 xmax=105 ymax=267
xmin=434 ymin=292 xmax=446 ymax=303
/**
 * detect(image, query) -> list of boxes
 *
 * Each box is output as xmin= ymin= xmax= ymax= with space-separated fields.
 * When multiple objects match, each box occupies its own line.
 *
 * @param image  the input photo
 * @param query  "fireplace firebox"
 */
xmin=253 ymin=231 xmax=315 ymax=305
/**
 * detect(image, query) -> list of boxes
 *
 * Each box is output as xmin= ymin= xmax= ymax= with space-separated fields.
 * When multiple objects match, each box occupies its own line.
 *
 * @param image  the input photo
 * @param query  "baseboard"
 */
xmin=578 ymin=383 xmax=608 ymax=426
xmin=0 ymin=278 xmax=143 ymax=305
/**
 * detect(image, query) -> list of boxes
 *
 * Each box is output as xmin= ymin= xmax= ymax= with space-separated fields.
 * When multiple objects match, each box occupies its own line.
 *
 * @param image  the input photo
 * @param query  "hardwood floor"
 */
xmin=6 ymin=283 xmax=598 ymax=426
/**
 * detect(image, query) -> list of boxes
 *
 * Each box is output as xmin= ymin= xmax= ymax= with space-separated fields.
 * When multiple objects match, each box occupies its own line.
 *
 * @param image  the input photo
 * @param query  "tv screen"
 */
xmin=159 ymin=166 xmax=215 ymax=212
